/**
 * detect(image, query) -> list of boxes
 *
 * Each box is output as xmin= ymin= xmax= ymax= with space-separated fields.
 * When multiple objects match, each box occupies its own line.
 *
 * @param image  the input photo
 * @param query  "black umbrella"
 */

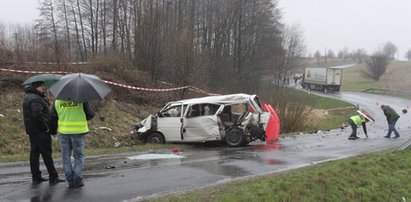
xmin=49 ymin=73 xmax=111 ymax=103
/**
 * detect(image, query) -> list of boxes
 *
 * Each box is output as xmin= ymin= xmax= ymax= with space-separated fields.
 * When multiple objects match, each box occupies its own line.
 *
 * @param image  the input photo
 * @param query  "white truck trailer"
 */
xmin=302 ymin=67 xmax=343 ymax=91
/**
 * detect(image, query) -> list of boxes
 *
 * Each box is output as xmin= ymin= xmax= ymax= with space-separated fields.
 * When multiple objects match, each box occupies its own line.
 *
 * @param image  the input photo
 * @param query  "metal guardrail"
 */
xmin=362 ymin=88 xmax=411 ymax=96
xmin=395 ymin=138 xmax=411 ymax=151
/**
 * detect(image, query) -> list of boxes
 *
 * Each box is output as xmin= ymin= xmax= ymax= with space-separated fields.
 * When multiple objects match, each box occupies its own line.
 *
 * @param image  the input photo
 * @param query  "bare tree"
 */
xmin=37 ymin=0 xmax=62 ymax=65
xmin=353 ymin=48 xmax=367 ymax=63
xmin=366 ymin=50 xmax=389 ymax=81
xmin=382 ymin=41 xmax=398 ymax=60
xmin=327 ymin=49 xmax=335 ymax=58
xmin=273 ymin=23 xmax=306 ymax=86
xmin=337 ymin=50 xmax=344 ymax=59
xmin=314 ymin=50 xmax=321 ymax=64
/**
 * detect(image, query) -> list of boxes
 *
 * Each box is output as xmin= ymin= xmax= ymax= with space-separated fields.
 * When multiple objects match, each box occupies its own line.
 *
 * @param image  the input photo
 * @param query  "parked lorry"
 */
xmin=301 ymin=67 xmax=343 ymax=91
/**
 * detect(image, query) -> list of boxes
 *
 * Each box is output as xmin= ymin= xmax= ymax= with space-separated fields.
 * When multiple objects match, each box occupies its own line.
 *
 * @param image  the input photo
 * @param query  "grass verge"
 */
xmin=152 ymin=150 xmax=411 ymax=202
xmin=261 ymin=87 xmax=356 ymax=133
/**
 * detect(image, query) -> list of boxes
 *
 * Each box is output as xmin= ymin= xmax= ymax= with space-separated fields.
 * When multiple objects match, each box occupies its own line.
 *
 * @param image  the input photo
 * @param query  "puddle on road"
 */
xmin=127 ymin=154 xmax=186 ymax=160
xmin=265 ymin=159 xmax=281 ymax=165
xmin=249 ymin=142 xmax=281 ymax=151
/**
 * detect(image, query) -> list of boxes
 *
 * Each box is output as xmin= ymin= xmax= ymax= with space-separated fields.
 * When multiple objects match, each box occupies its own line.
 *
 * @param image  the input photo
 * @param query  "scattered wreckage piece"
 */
xmin=132 ymin=93 xmax=280 ymax=147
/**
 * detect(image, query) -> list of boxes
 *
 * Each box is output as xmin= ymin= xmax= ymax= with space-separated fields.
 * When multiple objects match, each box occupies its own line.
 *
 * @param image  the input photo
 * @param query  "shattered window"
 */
xmin=202 ymin=104 xmax=219 ymax=115
xmin=231 ymin=104 xmax=246 ymax=114
xmin=160 ymin=105 xmax=182 ymax=117
xmin=187 ymin=104 xmax=220 ymax=117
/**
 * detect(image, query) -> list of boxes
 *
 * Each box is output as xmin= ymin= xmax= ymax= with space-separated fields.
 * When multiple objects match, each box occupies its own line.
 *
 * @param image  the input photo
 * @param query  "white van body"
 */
xmin=133 ymin=94 xmax=270 ymax=146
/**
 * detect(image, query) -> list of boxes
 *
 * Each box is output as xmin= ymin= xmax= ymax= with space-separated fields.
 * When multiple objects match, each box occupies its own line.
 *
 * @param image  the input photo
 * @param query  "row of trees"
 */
xmin=312 ymin=48 xmax=368 ymax=65
xmin=0 ymin=0 xmax=307 ymax=92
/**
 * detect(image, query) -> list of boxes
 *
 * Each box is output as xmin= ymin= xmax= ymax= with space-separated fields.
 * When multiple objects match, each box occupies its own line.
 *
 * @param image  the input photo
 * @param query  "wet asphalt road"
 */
xmin=1 ymin=92 xmax=410 ymax=202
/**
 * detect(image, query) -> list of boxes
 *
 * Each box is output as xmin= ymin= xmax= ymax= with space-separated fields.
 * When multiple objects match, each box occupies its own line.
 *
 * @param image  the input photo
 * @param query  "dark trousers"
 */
xmin=29 ymin=133 xmax=59 ymax=180
xmin=348 ymin=119 xmax=357 ymax=137
xmin=387 ymin=117 xmax=399 ymax=137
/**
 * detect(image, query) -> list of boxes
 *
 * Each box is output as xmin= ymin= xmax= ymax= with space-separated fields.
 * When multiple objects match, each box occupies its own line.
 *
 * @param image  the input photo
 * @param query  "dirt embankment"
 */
xmin=0 ymin=63 xmax=200 ymax=155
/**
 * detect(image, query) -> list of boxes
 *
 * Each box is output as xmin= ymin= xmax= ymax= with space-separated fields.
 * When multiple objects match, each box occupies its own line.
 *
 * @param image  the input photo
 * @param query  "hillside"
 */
xmin=341 ymin=60 xmax=411 ymax=93
xmin=0 ymin=62 xmax=201 ymax=155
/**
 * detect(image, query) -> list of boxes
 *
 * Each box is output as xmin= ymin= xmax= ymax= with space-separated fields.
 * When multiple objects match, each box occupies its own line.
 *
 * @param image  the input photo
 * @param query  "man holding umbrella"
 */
xmin=49 ymin=73 xmax=110 ymax=188
xmin=22 ymin=81 xmax=64 ymax=184
xmin=50 ymin=99 xmax=94 ymax=188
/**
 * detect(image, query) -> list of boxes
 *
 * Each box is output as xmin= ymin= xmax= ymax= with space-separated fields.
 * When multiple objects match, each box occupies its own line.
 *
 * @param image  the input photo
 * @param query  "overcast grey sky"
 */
xmin=0 ymin=0 xmax=39 ymax=24
xmin=278 ymin=0 xmax=411 ymax=59
xmin=0 ymin=1 xmax=410 ymax=59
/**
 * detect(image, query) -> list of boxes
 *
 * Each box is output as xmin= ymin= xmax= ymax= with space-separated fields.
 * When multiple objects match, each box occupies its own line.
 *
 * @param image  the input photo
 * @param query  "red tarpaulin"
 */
xmin=262 ymin=104 xmax=280 ymax=143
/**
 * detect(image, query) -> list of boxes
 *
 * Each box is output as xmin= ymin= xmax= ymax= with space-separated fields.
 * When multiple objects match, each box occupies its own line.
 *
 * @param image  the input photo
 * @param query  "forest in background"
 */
xmin=0 ymin=0 xmax=307 ymax=93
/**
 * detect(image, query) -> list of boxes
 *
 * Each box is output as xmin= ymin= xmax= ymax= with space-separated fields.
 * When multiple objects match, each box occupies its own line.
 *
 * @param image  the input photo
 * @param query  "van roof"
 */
xmin=169 ymin=93 xmax=255 ymax=105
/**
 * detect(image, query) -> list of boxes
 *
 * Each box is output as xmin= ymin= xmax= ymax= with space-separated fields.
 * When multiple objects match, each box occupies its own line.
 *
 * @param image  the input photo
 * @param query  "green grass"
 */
xmin=300 ymin=93 xmax=352 ymax=109
xmin=341 ymin=63 xmax=381 ymax=92
xmin=261 ymin=87 xmax=356 ymax=133
xmin=313 ymin=107 xmax=358 ymax=131
xmin=263 ymin=87 xmax=353 ymax=109
xmin=152 ymin=150 xmax=411 ymax=202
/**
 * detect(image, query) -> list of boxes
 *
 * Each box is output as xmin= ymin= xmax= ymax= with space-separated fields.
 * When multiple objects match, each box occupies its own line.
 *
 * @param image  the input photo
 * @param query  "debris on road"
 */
xmin=127 ymin=154 xmax=185 ymax=160
xmin=95 ymin=126 xmax=112 ymax=131
xmin=171 ymin=147 xmax=181 ymax=153
xmin=114 ymin=142 xmax=121 ymax=148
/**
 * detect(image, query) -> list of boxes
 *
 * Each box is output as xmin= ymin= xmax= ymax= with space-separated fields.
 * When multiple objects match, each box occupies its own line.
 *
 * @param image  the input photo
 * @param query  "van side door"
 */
xmin=182 ymin=104 xmax=222 ymax=141
xmin=156 ymin=103 xmax=184 ymax=142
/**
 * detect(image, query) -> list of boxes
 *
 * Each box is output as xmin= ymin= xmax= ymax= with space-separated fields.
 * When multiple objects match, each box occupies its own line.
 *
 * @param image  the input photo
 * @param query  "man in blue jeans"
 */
xmin=50 ymin=100 xmax=94 ymax=188
xmin=381 ymin=105 xmax=400 ymax=138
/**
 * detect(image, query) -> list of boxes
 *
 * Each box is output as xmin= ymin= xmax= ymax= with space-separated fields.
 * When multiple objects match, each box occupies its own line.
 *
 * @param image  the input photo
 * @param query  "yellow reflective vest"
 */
xmin=350 ymin=115 xmax=366 ymax=126
xmin=54 ymin=99 xmax=89 ymax=134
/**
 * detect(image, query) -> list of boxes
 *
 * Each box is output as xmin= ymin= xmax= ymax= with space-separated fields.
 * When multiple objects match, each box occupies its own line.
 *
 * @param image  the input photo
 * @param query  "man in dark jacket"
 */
xmin=22 ymin=81 xmax=64 ymax=184
xmin=381 ymin=105 xmax=400 ymax=138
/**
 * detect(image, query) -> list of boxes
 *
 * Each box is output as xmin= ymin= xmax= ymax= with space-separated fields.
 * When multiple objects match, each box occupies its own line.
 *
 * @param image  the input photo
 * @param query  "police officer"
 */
xmin=348 ymin=114 xmax=368 ymax=140
xmin=50 ymin=99 xmax=94 ymax=188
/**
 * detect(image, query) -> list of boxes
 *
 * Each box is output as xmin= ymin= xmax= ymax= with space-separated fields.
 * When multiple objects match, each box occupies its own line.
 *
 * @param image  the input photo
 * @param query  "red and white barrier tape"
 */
xmin=0 ymin=68 xmax=69 ymax=74
xmin=0 ymin=67 xmax=220 ymax=95
xmin=103 ymin=80 xmax=191 ymax=92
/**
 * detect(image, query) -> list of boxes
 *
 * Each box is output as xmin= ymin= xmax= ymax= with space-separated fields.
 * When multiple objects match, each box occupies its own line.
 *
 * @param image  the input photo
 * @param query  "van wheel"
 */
xmin=225 ymin=128 xmax=245 ymax=147
xmin=147 ymin=132 xmax=165 ymax=144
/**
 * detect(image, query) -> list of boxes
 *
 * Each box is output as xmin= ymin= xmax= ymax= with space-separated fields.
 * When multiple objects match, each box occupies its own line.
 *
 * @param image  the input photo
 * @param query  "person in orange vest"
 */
xmin=348 ymin=114 xmax=368 ymax=140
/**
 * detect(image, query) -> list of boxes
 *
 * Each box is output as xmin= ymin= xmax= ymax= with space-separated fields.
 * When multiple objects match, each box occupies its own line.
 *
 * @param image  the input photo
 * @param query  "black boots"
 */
xmin=385 ymin=133 xmax=400 ymax=138
xmin=49 ymin=178 xmax=65 ymax=184
xmin=32 ymin=177 xmax=48 ymax=184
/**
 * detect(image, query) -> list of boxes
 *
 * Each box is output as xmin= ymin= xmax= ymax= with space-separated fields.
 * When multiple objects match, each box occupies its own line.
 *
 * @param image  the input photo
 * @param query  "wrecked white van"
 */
xmin=132 ymin=94 xmax=273 ymax=146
